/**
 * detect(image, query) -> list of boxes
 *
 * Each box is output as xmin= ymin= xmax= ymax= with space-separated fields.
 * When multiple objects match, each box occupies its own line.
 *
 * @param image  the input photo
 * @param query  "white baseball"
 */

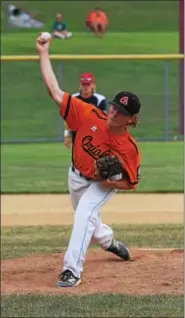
xmin=40 ymin=32 xmax=52 ymax=42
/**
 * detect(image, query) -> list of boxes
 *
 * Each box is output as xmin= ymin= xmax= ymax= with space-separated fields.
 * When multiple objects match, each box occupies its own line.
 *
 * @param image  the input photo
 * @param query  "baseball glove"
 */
xmin=95 ymin=155 xmax=123 ymax=180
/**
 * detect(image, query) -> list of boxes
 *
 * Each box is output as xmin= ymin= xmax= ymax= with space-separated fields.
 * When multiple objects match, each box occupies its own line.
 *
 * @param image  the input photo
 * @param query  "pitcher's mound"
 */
xmin=1 ymin=249 xmax=183 ymax=295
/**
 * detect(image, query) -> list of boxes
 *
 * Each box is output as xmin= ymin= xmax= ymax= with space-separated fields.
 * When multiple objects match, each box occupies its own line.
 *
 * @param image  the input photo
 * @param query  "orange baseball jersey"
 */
xmin=60 ymin=93 xmax=140 ymax=187
xmin=86 ymin=11 xmax=108 ymax=25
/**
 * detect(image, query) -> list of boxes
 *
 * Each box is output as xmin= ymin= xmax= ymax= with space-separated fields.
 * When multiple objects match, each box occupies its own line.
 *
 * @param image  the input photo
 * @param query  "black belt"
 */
xmin=71 ymin=165 xmax=92 ymax=181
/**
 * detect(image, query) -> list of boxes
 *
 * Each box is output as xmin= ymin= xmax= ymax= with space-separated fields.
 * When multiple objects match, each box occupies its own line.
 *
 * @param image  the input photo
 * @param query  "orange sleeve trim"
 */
xmin=122 ymin=166 xmax=138 ymax=185
xmin=115 ymin=152 xmax=139 ymax=186
xmin=63 ymin=95 xmax=71 ymax=120
xmin=124 ymin=159 xmax=139 ymax=185
xmin=60 ymin=92 xmax=70 ymax=118
xmin=129 ymin=179 xmax=138 ymax=185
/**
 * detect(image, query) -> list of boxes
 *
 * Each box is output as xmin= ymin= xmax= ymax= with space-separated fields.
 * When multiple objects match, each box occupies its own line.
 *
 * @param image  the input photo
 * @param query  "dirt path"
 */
xmin=1 ymin=249 xmax=183 ymax=296
xmin=1 ymin=193 xmax=183 ymax=226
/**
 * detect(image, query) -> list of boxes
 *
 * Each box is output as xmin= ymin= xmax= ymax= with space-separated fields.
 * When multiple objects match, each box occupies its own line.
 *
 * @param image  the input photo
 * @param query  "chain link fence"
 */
xmin=1 ymin=58 xmax=182 ymax=143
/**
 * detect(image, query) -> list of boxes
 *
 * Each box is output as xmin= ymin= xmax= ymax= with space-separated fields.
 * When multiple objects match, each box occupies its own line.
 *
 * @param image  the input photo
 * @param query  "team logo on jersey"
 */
xmin=81 ymin=135 xmax=111 ymax=160
xmin=90 ymin=126 xmax=97 ymax=132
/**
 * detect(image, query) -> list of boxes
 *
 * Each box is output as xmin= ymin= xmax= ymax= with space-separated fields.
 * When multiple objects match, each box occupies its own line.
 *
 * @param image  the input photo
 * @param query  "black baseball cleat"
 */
xmin=106 ymin=239 xmax=130 ymax=260
xmin=56 ymin=269 xmax=81 ymax=288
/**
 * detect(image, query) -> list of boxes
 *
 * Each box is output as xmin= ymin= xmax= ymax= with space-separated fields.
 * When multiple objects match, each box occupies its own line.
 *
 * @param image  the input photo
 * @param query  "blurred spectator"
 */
xmin=85 ymin=8 xmax=108 ymax=37
xmin=52 ymin=13 xmax=72 ymax=39
xmin=63 ymin=72 xmax=107 ymax=148
xmin=8 ymin=4 xmax=44 ymax=28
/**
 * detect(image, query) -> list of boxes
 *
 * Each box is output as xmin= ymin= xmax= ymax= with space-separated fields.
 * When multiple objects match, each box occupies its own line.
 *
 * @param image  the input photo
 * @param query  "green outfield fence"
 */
xmin=1 ymin=54 xmax=184 ymax=143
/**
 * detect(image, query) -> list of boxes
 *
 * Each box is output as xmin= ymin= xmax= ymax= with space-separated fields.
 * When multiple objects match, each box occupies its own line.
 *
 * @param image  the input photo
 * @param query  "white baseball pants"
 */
xmin=62 ymin=166 xmax=115 ymax=278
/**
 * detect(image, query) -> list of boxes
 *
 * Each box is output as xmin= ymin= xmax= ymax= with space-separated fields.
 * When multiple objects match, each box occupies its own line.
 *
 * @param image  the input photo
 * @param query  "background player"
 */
xmin=36 ymin=33 xmax=141 ymax=288
xmin=64 ymin=72 xmax=107 ymax=148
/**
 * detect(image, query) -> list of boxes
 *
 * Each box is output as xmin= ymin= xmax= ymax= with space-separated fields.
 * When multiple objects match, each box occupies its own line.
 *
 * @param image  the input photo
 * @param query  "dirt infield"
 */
xmin=1 ymin=193 xmax=184 ymax=296
xmin=1 ymin=193 xmax=183 ymax=226
xmin=1 ymin=249 xmax=183 ymax=296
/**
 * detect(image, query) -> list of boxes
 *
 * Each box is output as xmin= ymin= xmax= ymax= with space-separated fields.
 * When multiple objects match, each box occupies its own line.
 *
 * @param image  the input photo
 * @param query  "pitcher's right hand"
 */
xmin=36 ymin=33 xmax=51 ymax=54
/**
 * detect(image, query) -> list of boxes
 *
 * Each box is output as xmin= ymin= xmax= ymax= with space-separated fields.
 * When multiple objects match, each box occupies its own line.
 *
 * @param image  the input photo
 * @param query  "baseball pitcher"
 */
xmin=36 ymin=33 xmax=141 ymax=288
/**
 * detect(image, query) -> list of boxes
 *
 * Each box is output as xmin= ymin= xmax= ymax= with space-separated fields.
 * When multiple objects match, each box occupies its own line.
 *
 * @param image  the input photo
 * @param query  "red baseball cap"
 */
xmin=80 ymin=72 xmax=95 ymax=84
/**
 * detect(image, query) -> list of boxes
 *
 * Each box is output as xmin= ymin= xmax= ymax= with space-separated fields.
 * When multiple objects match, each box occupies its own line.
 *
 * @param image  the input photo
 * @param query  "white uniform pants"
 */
xmin=62 ymin=166 xmax=115 ymax=278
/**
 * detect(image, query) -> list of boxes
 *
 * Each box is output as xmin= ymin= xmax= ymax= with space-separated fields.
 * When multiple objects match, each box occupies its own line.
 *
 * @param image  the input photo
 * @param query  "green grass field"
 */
xmin=1 ymin=0 xmax=178 ymax=33
xmin=1 ymin=142 xmax=183 ymax=193
xmin=1 ymin=32 xmax=178 ymax=55
xmin=1 ymin=223 xmax=184 ymax=317
xmin=1 ymin=0 xmax=181 ymax=142
xmin=1 ymin=294 xmax=183 ymax=317
xmin=2 ymin=224 xmax=183 ymax=259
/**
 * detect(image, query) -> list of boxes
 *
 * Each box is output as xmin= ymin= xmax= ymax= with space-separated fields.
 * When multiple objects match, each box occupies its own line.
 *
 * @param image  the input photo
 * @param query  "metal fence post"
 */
xmin=4 ymin=1 xmax=11 ymax=32
xmin=164 ymin=61 xmax=169 ymax=141
xmin=56 ymin=62 xmax=63 ymax=141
